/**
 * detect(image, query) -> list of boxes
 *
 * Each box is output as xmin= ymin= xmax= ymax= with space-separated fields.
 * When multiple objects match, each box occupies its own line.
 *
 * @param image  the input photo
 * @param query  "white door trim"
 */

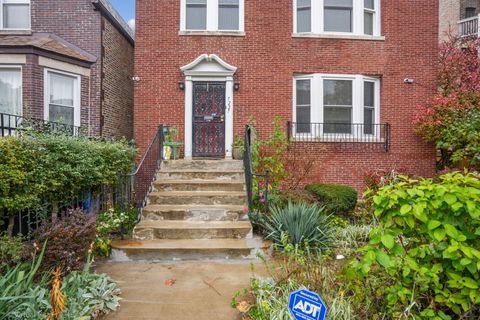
xmin=181 ymin=54 xmax=237 ymax=160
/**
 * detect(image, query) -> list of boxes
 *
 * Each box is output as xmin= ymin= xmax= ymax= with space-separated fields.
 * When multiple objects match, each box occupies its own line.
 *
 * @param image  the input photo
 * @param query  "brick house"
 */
xmin=134 ymin=0 xmax=439 ymax=191
xmin=440 ymin=0 xmax=480 ymax=40
xmin=0 ymin=0 xmax=134 ymax=139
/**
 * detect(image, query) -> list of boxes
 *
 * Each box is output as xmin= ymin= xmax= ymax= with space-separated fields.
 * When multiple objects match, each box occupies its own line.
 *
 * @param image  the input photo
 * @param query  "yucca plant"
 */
xmin=262 ymin=202 xmax=333 ymax=252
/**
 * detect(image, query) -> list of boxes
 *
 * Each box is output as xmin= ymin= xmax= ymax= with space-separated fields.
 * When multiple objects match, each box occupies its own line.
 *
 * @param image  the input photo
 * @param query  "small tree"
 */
xmin=415 ymin=37 xmax=480 ymax=169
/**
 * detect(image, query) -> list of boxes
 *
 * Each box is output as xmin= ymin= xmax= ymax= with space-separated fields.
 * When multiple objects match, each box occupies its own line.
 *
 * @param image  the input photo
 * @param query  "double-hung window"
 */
xmin=44 ymin=70 xmax=81 ymax=127
xmin=182 ymin=0 xmax=244 ymax=32
xmin=0 ymin=67 xmax=22 ymax=116
xmin=294 ymin=0 xmax=381 ymax=37
xmin=0 ymin=0 xmax=30 ymax=30
xmin=293 ymin=74 xmax=380 ymax=138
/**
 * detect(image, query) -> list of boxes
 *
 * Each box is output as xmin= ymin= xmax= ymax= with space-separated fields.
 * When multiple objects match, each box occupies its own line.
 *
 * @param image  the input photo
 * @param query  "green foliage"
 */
xmin=31 ymin=209 xmax=96 ymax=274
xmin=305 ymin=184 xmax=357 ymax=216
xmin=0 ymin=232 xmax=24 ymax=274
xmin=347 ymin=172 xmax=480 ymax=318
xmin=261 ymin=202 xmax=333 ymax=252
xmin=61 ymin=269 xmax=121 ymax=319
xmin=0 ymin=243 xmax=50 ymax=320
xmin=0 ymin=133 xmax=136 ymax=220
xmin=95 ymin=206 xmax=139 ymax=256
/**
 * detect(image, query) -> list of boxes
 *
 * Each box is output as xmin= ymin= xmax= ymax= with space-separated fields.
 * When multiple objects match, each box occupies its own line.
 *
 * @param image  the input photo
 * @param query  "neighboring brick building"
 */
xmin=0 ymin=0 xmax=134 ymax=139
xmin=440 ymin=0 xmax=480 ymax=40
xmin=134 ymin=0 xmax=439 ymax=191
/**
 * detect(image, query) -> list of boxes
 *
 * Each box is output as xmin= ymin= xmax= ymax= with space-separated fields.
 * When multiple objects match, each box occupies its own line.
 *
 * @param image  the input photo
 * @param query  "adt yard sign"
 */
xmin=288 ymin=289 xmax=327 ymax=320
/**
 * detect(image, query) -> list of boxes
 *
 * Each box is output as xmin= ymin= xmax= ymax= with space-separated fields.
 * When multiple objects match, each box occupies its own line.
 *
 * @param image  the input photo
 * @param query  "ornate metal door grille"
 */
xmin=192 ymin=82 xmax=226 ymax=158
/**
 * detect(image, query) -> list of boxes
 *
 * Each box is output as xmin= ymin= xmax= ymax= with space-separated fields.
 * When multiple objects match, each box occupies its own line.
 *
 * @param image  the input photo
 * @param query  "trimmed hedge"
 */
xmin=305 ymin=183 xmax=357 ymax=215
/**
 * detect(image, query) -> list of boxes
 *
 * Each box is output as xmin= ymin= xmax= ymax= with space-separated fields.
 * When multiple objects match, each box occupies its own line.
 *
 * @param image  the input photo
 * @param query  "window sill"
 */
xmin=179 ymin=31 xmax=246 ymax=37
xmin=0 ymin=29 xmax=32 ymax=35
xmin=292 ymin=33 xmax=385 ymax=41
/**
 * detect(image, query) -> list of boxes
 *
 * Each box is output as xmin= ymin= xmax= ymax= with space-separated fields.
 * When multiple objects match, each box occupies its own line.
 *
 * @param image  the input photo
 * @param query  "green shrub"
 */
xmin=261 ymin=202 xmax=333 ymax=252
xmin=347 ymin=172 xmax=480 ymax=318
xmin=31 ymin=209 xmax=96 ymax=274
xmin=0 ymin=232 xmax=24 ymax=274
xmin=305 ymin=184 xmax=357 ymax=215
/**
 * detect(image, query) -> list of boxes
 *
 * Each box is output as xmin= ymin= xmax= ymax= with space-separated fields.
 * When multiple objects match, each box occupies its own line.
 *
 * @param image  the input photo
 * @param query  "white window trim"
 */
xmin=180 ymin=0 xmax=244 ymax=33
xmin=293 ymin=0 xmax=381 ymax=37
xmin=293 ymin=73 xmax=381 ymax=140
xmin=0 ymin=0 xmax=31 ymax=31
xmin=0 ymin=65 xmax=22 ymax=116
xmin=43 ymin=68 xmax=81 ymax=127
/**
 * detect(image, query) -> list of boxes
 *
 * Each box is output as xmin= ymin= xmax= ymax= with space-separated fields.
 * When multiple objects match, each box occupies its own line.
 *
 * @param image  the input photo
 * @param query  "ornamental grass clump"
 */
xmin=261 ymin=202 xmax=333 ymax=252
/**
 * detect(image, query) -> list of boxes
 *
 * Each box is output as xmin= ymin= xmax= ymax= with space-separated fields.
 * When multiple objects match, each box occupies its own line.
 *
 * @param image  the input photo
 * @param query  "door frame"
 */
xmin=192 ymin=81 xmax=227 ymax=158
xmin=181 ymin=54 xmax=237 ymax=160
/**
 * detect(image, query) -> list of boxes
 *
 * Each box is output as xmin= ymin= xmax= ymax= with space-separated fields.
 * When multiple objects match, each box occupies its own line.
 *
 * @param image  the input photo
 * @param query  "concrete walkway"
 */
xmin=96 ymin=261 xmax=265 ymax=320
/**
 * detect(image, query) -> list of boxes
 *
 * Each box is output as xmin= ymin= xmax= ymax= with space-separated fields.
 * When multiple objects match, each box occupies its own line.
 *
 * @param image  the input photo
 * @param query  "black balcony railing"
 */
xmin=287 ymin=122 xmax=391 ymax=152
xmin=1 ymin=112 xmax=81 ymax=137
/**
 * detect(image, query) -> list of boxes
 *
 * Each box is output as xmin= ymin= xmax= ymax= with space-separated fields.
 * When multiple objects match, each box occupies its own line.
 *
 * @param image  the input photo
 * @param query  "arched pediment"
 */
xmin=181 ymin=54 xmax=237 ymax=77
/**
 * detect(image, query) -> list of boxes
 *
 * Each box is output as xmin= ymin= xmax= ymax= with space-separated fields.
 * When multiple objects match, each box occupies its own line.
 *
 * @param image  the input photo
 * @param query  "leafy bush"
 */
xmin=348 ymin=172 xmax=480 ymax=318
xmin=261 ymin=202 xmax=333 ymax=252
xmin=305 ymin=184 xmax=357 ymax=216
xmin=61 ymin=267 xmax=121 ymax=319
xmin=0 ymin=244 xmax=50 ymax=320
xmin=95 ymin=206 xmax=139 ymax=256
xmin=0 ymin=133 xmax=136 ymax=225
xmin=31 ymin=209 xmax=96 ymax=274
xmin=0 ymin=232 xmax=24 ymax=273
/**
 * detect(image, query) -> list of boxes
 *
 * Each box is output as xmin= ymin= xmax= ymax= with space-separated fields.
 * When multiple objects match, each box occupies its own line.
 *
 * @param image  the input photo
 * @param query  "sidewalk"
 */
xmin=96 ymin=260 xmax=265 ymax=320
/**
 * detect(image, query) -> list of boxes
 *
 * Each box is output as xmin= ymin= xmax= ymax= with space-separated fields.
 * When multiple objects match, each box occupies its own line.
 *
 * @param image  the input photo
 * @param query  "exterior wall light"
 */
xmin=178 ymin=81 xmax=185 ymax=90
xmin=234 ymin=83 xmax=240 ymax=91
xmin=404 ymin=78 xmax=415 ymax=84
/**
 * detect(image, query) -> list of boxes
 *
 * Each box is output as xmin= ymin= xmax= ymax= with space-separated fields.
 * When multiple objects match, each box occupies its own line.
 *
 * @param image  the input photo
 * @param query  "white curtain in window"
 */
xmin=50 ymin=73 xmax=74 ymax=106
xmin=0 ymin=68 xmax=22 ymax=115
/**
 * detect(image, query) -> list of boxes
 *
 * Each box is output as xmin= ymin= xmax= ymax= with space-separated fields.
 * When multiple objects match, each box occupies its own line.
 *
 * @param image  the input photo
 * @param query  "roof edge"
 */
xmin=92 ymin=0 xmax=135 ymax=45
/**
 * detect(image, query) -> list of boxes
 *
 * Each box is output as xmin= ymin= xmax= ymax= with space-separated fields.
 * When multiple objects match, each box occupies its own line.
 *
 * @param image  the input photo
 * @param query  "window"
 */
xmin=293 ymin=74 xmax=380 ymax=136
xmin=1 ymin=0 xmax=30 ymax=29
xmin=0 ymin=67 xmax=22 ymax=116
xmin=181 ymin=0 xmax=244 ymax=32
xmin=294 ymin=0 xmax=381 ymax=36
xmin=296 ymin=0 xmax=311 ymax=33
xmin=45 ymin=70 xmax=80 ymax=127
xmin=324 ymin=0 xmax=353 ymax=33
xmin=465 ymin=7 xmax=477 ymax=19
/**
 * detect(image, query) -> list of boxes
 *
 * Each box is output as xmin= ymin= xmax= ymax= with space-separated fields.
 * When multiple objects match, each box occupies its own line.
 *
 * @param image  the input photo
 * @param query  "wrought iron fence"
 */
xmin=1 ymin=112 xmax=81 ymax=137
xmin=244 ymin=125 xmax=269 ymax=212
xmin=287 ymin=122 xmax=391 ymax=152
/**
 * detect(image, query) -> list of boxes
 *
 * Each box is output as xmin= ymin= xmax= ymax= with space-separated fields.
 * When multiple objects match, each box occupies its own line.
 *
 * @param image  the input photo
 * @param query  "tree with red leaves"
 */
xmin=415 ymin=37 xmax=480 ymax=169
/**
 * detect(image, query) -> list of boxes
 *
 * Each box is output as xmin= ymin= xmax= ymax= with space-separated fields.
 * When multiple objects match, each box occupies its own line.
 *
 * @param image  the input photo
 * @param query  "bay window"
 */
xmin=1 ymin=0 xmax=30 ymax=30
xmin=181 ymin=0 xmax=244 ymax=32
xmin=294 ymin=0 xmax=381 ymax=37
xmin=0 ymin=67 xmax=22 ymax=116
xmin=293 ymin=74 xmax=380 ymax=138
xmin=44 ymin=70 xmax=81 ymax=127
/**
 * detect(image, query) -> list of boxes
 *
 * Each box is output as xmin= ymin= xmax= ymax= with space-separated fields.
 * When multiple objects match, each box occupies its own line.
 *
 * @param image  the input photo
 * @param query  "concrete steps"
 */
xmin=142 ymin=204 xmax=247 ymax=221
xmin=133 ymin=220 xmax=253 ymax=240
xmin=111 ymin=160 xmax=270 ymax=261
xmin=111 ymin=237 xmax=271 ymax=261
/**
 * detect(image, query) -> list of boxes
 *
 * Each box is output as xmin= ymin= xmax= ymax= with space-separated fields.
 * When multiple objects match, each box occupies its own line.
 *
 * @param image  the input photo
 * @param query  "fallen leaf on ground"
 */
xmin=164 ymin=278 xmax=176 ymax=286
xmin=236 ymin=301 xmax=252 ymax=313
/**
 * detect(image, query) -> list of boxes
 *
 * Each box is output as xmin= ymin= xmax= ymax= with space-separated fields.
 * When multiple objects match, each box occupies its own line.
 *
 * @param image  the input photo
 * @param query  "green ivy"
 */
xmin=347 ymin=172 xmax=480 ymax=319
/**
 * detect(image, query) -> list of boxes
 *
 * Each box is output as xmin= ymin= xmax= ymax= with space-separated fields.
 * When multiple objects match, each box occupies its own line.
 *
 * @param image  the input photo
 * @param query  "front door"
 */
xmin=192 ymin=82 xmax=226 ymax=158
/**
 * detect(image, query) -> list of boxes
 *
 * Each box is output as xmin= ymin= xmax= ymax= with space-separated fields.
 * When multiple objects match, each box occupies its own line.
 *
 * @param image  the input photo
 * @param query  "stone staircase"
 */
xmin=111 ymin=160 xmax=271 ymax=261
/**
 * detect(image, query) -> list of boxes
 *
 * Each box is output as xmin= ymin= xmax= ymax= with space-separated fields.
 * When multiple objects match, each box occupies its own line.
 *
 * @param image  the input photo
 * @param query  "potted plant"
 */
xmin=233 ymin=135 xmax=245 ymax=160
xmin=163 ymin=126 xmax=182 ymax=160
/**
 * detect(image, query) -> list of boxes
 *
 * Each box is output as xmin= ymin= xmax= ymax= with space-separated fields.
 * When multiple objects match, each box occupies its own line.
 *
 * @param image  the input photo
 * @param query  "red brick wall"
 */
xmin=134 ymin=0 xmax=438 ymax=191
xmin=101 ymin=17 xmax=134 ymax=140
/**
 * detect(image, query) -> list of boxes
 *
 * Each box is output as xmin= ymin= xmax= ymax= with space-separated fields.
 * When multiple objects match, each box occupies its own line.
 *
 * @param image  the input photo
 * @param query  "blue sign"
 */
xmin=288 ymin=289 xmax=327 ymax=320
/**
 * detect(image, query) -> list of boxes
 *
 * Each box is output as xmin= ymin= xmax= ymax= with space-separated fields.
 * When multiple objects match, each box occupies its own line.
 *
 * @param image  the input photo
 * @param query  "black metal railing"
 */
xmin=287 ymin=122 xmax=391 ymax=152
xmin=1 ymin=112 xmax=81 ymax=137
xmin=244 ymin=125 xmax=269 ymax=212
xmin=125 ymin=125 xmax=169 ymax=213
